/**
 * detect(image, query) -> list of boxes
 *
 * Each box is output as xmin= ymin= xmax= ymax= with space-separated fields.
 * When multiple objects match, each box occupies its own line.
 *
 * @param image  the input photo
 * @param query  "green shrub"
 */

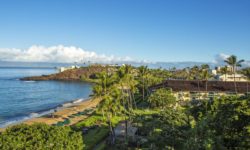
xmin=74 ymin=115 xmax=103 ymax=129
xmin=0 ymin=123 xmax=84 ymax=150
xmin=148 ymin=88 xmax=176 ymax=109
xmin=84 ymin=126 xmax=109 ymax=150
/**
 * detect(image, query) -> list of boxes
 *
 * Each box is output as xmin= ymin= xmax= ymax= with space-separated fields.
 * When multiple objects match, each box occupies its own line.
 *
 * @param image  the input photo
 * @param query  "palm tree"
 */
xmin=224 ymin=55 xmax=245 ymax=93
xmin=201 ymin=64 xmax=210 ymax=94
xmin=138 ymin=66 xmax=149 ymax=102
xmin=93 ymin=65 xmax=139 ymax=143
xmin=220 ymin=66 xmax=229 ymax=81
xmin=98 ymin=88 xmax=123 ymax=145
xmin=93 ymin=71 xmax=123 ymax=144
xmin=201 ymin=64 xmax=210 ymax=70
xmin=115 ymin=65 xmax=130 ymax=105
xmin=114 ymin=65 xmax=139 ymax=140
xmin=191 ymin=66 xmax=201 ymax=99
xmin=241 ymin=68 xmax=250 ymax=94
xmin=201 ymin=69 xmax=210 ymax=94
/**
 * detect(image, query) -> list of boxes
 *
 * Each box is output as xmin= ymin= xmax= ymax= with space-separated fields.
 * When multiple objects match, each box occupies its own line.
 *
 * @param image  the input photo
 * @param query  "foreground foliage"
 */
xmin=72 ymin=113 xmax=123 ymax=150
xmin=124 ymin=95 xmax=250 ymax=150
xmin=0 ymin=123 xmax=84 ymax=150
xmin=148 ymin=88 xmax=176 ymax=109
xmin=186 ymin=96 xmax=250 ymax=149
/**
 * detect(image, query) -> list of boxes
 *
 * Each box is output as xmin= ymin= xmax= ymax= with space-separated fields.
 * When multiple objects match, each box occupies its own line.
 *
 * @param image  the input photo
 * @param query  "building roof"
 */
xmin=150 ymin=80 xmax=250 ymax=93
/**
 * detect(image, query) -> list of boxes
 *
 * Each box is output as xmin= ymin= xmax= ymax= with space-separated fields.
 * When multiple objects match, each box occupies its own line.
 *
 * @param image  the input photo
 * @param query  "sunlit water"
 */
xmin=0 ymin=67 xmax=92 ymax=127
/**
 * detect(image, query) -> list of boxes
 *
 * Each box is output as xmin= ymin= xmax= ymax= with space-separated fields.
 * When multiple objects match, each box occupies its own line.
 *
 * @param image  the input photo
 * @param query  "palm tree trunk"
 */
xmin=206 ymin=80 xmax=208 ymax=92
xmin=121 ymin=91 xmax=128 ymax=141
xmin=108 ymin=114 xmax=115 ymax=144
xmin=142 ymin=77 xmax=145 ymax=101
xmin=234 ymin=66 xmax=237 ymax=94
xmin=129 ymin=90 xmax=133 ymax=109
xmin=125 ymin=120 xmax=128 ymax=140
xmin=131 ymin=91 xmax=137 ymax=109
xmin=198 ymin=80 xmax=200 ymax=100
xmin=206 ymin=80 xmax=208 ymax=99
xmin=102 ymin=109 xmax=105 ymax=120
xmin=247 ymin=82 xmax=249 ymax=95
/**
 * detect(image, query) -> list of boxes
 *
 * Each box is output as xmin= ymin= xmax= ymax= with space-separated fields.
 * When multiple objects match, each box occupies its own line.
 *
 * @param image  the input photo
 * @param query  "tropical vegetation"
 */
xmin=0 ymin=56 xmax=249 ymax=149
xmin=0 ymin=123 xmax=84 ymax=150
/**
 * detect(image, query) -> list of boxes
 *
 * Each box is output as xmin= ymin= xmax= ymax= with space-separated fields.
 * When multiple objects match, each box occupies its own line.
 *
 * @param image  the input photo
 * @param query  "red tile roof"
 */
xmin=150 ymin=80 xmax=250 ymax=93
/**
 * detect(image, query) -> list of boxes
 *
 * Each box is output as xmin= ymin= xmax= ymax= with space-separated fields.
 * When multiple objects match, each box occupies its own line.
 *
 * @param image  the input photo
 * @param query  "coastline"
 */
xmin=0 ymin=97 xmax=101 ymax=131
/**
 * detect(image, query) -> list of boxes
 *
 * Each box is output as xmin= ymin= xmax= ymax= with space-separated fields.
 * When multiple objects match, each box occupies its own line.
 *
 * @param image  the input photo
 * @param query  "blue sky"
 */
xmin=0 ymin=0 xmax=249 ymax=63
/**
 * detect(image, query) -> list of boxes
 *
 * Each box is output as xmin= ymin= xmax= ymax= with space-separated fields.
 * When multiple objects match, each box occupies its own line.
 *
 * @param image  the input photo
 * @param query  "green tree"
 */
xmin=241 ymin=67 xmax=250 ymax=94
xmin=220 ymin=66 xmax=229 ymax=81
xmin=98 ymin=87 xmax=123 ymax=144
xmin=224 ymin=55 xmax=245 ymax=93
xmin=191 ymin=65 xmax=201 ymax=99
xmin=94 ymin=65 xmax=138 ymax=144
xmin=138 ymin=66 xmax=149 ymax=102
xmin=201 ymin=64 xmax=211 ymax=94
xmin=241 ymin=67 xmax=250 ymax=80
xmin=148 ymin=88 xmax=176 ymax=109
xmin=0 ymin=123 xmax=84 ymax=150
xmin=186 ymin=96 xmax=250 ymax=149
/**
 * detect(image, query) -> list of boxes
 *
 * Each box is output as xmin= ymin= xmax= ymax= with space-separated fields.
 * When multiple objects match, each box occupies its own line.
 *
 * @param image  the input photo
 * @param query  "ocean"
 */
xmin=0 ymin=67 xmax=92 ymax=127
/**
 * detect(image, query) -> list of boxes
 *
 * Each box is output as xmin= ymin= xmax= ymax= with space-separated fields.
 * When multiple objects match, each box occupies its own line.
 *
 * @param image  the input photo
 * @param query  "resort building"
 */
xmin=58 ymin=65 xmax=80 ymax=72
xmin=210 ymin=69 xmax=217 ymax=75
xmin=150 ymin=80 xmax=250 ymax=101
xmin=215 ymin=66 xmax=234 ymax=73
xmin=216 ymin=74 xmax=248 ymax=82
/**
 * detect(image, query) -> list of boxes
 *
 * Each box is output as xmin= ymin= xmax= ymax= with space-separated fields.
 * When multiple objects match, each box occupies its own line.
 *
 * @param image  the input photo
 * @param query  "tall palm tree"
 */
xmin=123 ymin=66 xmax=137 ymax=107
xmin=191 ymin=66 xmax=201 ymax=99
xmin=94 ymin=65 xmax=138 ymax=143
xmin=138 ymin=66 xmax=149 ymax=102
xmin=201 ymin=64 xmax=210 ymax=94
xmin=93 ymin=71 xmax=122 ymax=144
xmin=220 ymin=66 xmax=229 ymax=81
xmin=114 ymin=65 xmax=138 ymax=140
xmin=201 ymin=69 xmax=210 ymax=94
xmin=224 ymin=55 xmax=245 ymax=93
xmin=98 ymin=87 xmax=123 ymax=144
xmin=241 ymin=68 xmax=250 ymax=94
xmin=201 ymin=64 xmax=210 ymax=70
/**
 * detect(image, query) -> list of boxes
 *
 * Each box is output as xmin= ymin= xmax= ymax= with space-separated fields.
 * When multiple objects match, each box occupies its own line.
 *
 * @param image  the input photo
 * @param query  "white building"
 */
xmin=216 ymin=65 xmax=234 ymax=72
xmin=210 ymin=69 xmax=217 ymax=75
xmin=58 ymin=65 xmax=80 ymax=72
xmin=217 ymin=73 xmax=248 ymax=82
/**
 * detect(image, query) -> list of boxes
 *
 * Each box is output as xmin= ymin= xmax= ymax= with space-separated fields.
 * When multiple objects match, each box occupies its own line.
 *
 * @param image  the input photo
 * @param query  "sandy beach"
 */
xmin=25 ymin=97 xmax=101 ymax=125
xmin=0 ymin=97 xmax=101 ymax=132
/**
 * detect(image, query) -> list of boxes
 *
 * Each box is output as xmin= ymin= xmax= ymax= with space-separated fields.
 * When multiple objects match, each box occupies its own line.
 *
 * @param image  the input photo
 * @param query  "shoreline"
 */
xmin=0 ymin=97 xmax=101 ymax=131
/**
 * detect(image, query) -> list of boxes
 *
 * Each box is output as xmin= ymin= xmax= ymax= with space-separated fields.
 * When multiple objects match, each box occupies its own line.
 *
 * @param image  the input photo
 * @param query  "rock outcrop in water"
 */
xmin=21 ymin=65 xmax=116 ymax=81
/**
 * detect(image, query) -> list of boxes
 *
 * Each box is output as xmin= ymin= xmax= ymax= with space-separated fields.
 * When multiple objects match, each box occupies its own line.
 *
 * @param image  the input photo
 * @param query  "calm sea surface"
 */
xmin=0 ymin=67 xmax=92 ymax=127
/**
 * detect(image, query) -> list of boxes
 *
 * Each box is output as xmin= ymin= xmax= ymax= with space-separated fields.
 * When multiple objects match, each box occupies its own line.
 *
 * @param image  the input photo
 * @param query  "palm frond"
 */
xmin=236 ymin=59 xmax=244 ymax=67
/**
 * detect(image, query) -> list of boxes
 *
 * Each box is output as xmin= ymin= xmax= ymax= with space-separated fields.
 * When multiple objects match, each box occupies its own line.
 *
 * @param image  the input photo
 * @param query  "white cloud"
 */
xmin=213 ymin=53 xmax=250 ymax=67
xmin=213 ymin=53 xmax=230 ymax=64
xmin=0 ymin=45 xmax=134 ymax=63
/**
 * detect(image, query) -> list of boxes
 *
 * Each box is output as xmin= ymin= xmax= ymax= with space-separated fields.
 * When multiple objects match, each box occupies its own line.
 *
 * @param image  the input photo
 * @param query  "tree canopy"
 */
xmin=0 ymin=123 xmax=84 ymax=150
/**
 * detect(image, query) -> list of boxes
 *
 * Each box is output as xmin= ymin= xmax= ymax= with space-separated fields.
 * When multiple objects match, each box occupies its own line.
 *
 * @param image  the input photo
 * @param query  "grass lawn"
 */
xmin=84 ymin=126 xmax=109 ymax=150
xmin=72 ymin=113 xmax=124 ymax=150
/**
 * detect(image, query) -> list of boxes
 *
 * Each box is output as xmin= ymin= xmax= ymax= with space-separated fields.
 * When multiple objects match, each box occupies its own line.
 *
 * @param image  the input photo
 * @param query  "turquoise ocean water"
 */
xmin=0 ymin=67 xmax=92 ymax=127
